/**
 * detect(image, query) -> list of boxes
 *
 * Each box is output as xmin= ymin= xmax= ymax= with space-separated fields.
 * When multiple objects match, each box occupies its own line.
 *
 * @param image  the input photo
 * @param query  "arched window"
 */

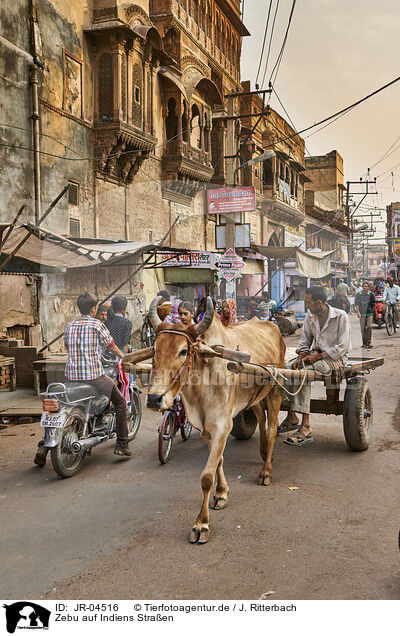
xmin=98 ymin=53 xmax=113 ymax=121
xmin=215 ymin=13 xmax=220 ymax=49
xmin=290 ymin=170 xmax=295 ymax=196
xmin=192 ymin=0 xmax=199 ymax=23
xmin=190 ymin=104 xmax=201 ymax=148
xmin=182 ymin=101 xmax=189 ymax=142
xmin=204 ymin=112 xmax=209 ymax=152
xmin=166 ymin=97 xmax=178 ymax=141
xmin=207 ymin=2 xmax=212 ymax=36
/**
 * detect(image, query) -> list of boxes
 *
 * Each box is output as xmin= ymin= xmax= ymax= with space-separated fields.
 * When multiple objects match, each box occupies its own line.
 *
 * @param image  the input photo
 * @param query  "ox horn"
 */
xmin=194 ymin=296 xmax=214 ymax=336
xmin=148 ymin=295 xmax=163 ymax=331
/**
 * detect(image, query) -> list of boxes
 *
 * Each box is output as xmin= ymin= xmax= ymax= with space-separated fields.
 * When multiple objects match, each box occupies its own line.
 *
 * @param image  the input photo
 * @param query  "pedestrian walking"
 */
xmin=336 ymin=278 xmax=350 ymax=314
xmin=354 ymin=282 xmax=375 ymax=349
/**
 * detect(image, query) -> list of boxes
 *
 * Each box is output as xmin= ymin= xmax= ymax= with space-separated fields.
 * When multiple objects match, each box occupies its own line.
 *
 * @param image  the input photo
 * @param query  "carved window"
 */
xmin=98 ymin=53 xmax=113 ymax=121
xmin=192 ymin=0 xmax=199 ymax=24
xmin=263 ymin=159 xmax=273 ymax=187
xmin=204 ymin=112 xmax=209 ymax=153
xmin=207 ymin=2 xmax=212 ymax=36
xmin=166 ymin=97 xmax=178 ymax=141
xmin=146 ymin=69 xmax=152 ymax=133
xmin=163 ymin=28 xmax=179 ymax=61
xmin=121 ymin=54 xmax=127 ymax=121
xmin=182 ymin=102 xmax=189 ymax=142
xmin=190 ymin=104 xmax=201 ymax=149
xmin=132 ymin=62 xmax=143 ymax=127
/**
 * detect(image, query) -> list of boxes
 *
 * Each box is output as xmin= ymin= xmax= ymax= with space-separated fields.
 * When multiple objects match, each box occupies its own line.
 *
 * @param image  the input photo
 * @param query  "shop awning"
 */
xmin=253 ymin=245 xmax=298 ymax=260
xmin=253 ymin=244 xmax=335 ymax=279
xmin=0 ymin=223 xmax=157 ymax=269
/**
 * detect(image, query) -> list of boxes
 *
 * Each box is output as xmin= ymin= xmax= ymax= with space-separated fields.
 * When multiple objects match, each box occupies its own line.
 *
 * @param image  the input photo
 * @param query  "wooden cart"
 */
xmin=230 ymin=355 xmax=384 ymax=452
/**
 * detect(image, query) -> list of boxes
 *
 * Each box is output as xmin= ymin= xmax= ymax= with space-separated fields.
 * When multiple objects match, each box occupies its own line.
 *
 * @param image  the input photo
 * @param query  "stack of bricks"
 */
xmin=0 ymin=356 xmax=16 ymax=391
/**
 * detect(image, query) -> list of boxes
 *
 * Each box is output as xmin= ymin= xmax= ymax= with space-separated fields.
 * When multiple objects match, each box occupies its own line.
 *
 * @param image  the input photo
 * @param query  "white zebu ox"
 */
xmin=138 ymin=297 xmax=285 ymax=543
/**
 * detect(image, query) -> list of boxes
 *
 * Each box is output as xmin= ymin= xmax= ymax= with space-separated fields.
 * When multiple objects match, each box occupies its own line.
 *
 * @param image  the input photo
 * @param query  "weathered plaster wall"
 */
xmin=0 ymin=274 xmax=35 ymax=331
xmin=39 ymin=264 xmax=144 ymax=350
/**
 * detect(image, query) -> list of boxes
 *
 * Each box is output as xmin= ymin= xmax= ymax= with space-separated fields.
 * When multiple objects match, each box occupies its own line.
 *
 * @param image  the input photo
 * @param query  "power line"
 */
xmin=260 ymin=0 xmax=280 ymax=90
xmin=255 ymin=0 xmax=273 ymax=87
xmin=266 ymin=73 xmax=400 ymax=150
xmin=369 ymin=132 xmax=400 ymax=170
xmin=0 ymin=123 xmax=201 ymax=163
xmin=268 ymin=0 xmax=297 ymax=89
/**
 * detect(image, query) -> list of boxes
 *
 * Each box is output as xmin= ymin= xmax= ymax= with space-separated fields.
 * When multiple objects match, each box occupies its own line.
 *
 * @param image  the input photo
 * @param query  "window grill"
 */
xmin=69 ymin=218 xmax=81 ymax=238
xmin=68 ymin=182 xmax=79 ymax=206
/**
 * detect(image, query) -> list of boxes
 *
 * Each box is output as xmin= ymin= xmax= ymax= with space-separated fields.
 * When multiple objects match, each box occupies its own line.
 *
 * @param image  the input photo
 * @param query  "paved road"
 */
xmin=1 ymin=315 xmax=399 ymax=600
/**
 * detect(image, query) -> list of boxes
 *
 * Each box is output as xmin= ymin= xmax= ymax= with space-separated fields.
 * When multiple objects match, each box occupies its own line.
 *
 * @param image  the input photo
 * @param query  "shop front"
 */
xmin=159 ymin=251 xmax=219 ymax=304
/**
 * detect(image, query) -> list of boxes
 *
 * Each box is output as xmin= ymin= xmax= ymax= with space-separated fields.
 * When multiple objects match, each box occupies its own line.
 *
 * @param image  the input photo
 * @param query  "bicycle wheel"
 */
xmin=181 ymin=417 xmax=193 ymax=440
xmin=386 ymin=308 xmax=394 ymax=336
xmin=158 ymin=412 xmax=175 ymax=464
xmin=141 ymin=322 xmax=152 ymax=348
xmin=127 ymin=388 xmax=142 ymax=441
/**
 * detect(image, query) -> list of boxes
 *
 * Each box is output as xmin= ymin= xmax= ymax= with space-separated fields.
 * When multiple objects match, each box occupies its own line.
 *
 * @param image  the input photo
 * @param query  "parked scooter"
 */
xmin=38 ymin=356 xmax=142 ymax=478
xmin=374 ymin=295 xmax=385 ymax=328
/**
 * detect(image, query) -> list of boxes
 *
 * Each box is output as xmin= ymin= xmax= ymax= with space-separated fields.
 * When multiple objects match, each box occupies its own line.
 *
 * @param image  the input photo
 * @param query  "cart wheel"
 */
xmin=343 ymin=377 xmax=373 ymax=451
xmin=230 ymin=409 xmax=258 ymax=440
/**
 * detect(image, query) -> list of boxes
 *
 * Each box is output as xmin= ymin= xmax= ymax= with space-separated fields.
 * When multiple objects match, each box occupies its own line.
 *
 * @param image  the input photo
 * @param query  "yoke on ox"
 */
xmin=124 ymin=296 xmax=285 ymax=544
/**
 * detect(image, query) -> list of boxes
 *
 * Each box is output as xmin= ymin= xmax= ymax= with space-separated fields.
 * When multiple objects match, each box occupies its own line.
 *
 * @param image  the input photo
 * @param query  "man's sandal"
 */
xmin=277 ymin=417 xmax=300 ymax=434
xmin=283 ymin=432 xmax=313 ymax=446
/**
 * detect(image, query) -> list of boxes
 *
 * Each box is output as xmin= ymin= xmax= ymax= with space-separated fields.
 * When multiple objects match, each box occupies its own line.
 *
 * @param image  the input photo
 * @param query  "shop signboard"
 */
xmin=216 ymin=248 xmax=245 ymax=282
xmin=207 ymin=186 xmax=256 ymax=214
xmin=285 ymin=226 xmax=305 ymax=247
xmin=159 ymin=251 xmax=219 ymax=269
xmin=393 ymin=238 xmax=400 ymax=259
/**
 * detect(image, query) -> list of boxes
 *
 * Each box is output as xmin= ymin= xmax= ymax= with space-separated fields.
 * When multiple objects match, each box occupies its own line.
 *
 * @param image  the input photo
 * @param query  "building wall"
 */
xmin=304 ymin=150 xmax=344 ymax=211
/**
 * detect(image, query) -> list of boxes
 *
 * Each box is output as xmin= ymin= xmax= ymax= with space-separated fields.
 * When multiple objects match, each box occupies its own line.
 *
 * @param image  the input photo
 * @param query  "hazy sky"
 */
xmin=241 ymin=0 xmax=400 ymax=236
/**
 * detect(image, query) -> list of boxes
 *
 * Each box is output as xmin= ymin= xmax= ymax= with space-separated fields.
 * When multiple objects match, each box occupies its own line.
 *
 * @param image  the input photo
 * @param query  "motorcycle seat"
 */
xmin=65 ymin=382 xmax=104 ymax=402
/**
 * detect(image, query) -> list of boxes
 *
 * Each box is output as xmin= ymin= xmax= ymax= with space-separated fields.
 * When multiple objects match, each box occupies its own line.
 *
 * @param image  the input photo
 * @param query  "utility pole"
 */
xmin=224 ymin=92 xmax=238 ymax=300
xmin=345 ymin=178 xmax=377 ymax=283
xmin=29 ymin=0 xmax=44 ymax=224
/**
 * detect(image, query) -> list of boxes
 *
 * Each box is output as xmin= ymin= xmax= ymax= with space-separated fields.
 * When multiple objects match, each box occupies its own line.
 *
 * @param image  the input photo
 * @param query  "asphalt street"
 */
xmin=1 ymin=314 xmax=399 ymax=600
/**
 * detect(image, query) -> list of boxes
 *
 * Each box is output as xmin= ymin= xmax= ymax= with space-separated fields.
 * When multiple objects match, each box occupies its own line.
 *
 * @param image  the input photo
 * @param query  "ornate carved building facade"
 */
xmin=0 ymin=0 xmax=249 ymax=341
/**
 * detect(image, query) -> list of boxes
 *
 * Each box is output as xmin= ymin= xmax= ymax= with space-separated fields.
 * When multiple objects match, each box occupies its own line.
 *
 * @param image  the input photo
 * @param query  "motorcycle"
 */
xmin=38 ymin=356 xmax=142 ymax=478
xmin=374 ymin=295 xmax=385 ymax=328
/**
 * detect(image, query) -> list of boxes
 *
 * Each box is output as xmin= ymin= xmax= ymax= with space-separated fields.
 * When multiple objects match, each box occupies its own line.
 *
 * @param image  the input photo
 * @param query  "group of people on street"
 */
xmin=34 ymin=293 xmax=134 ymax=467
xmin=35 ymin=274 xmax=400 ymax=464
xmin=248 ymin=292 xmax=277 ymax=321
xmin=353 ymin=277 xmax=400 ymax=348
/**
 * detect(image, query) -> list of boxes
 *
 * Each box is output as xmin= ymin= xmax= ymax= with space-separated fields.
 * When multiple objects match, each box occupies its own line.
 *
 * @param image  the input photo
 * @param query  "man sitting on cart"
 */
xmin=280 ymin=286 xmax=351 ymax=446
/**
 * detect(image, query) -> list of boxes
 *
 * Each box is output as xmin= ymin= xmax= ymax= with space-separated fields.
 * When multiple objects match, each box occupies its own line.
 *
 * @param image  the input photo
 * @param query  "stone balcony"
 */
xmin=94 ymin=121 xmax=157 ymax=184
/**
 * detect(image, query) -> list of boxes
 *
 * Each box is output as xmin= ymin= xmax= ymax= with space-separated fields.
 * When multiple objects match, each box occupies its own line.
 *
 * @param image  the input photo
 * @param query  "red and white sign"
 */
xmin=217 ymin=248 xmax=245 ymax=282
xmin=207 ymin=186 xmax=256 ymax=214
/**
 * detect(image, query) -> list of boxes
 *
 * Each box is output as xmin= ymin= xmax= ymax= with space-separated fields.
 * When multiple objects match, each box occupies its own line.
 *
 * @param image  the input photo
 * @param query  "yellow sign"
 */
xmin=393 ymin=238 xmax=400 ymax=258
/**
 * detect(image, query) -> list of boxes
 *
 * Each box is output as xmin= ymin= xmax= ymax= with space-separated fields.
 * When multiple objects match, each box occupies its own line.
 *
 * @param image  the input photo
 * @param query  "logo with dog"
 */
xmin=3 ymin=602 xmax=50 ymax=634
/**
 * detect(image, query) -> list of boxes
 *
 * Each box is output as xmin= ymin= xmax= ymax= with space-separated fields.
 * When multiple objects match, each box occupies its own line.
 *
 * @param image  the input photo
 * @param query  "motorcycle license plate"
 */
xmin=40 ymin=412 xmax=67 ymax=428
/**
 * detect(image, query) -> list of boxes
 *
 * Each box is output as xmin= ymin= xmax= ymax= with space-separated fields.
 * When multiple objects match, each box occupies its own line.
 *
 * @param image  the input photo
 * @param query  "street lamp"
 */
xmin=233 ymin=150 xmax=275 ymax=187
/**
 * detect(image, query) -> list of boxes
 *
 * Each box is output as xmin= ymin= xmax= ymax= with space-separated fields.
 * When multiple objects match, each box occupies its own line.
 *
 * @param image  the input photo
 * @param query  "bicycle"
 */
xmin=141 ymin=313 xmax=155 ymax=348
xmin=158 ymin=394 xmax=192 ymax=464
xmin=385 ymin=303 xmax=398 ymax=336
